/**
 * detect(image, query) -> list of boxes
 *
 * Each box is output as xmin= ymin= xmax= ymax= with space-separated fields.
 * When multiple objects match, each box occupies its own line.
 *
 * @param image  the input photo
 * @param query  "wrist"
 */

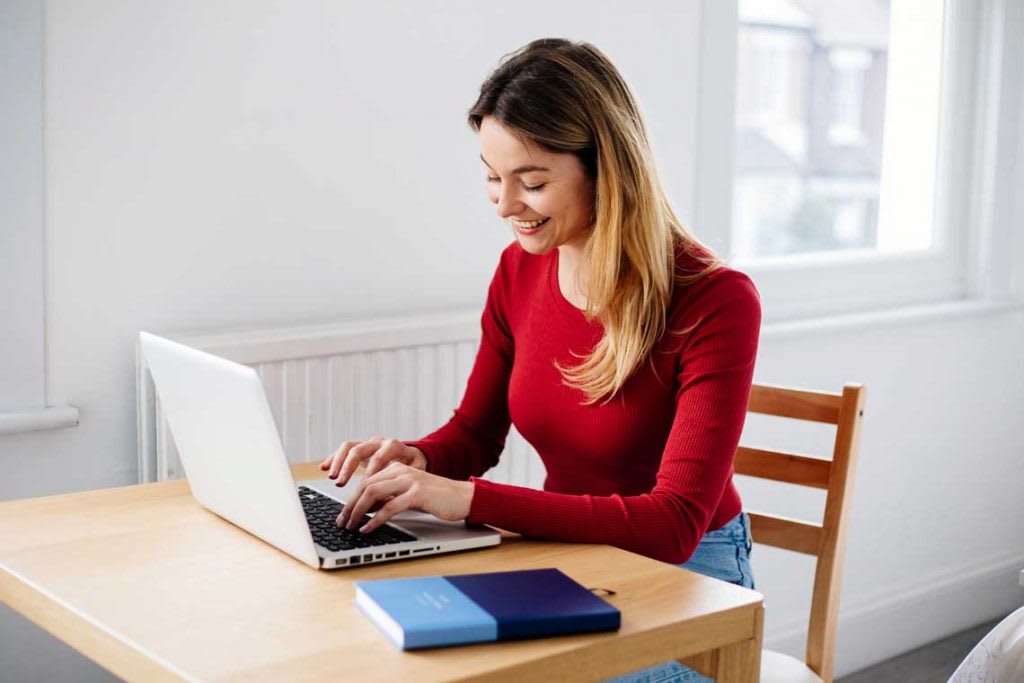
xmin=461 ymin=480 xmax=475 ymax=520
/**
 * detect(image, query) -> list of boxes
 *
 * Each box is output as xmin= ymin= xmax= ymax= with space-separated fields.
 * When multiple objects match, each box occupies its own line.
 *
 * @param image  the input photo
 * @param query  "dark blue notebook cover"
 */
xmin=354 ymin=568 xmax=620 ymax=650
xmin=445 ymin=568 xmax=620 ymax=640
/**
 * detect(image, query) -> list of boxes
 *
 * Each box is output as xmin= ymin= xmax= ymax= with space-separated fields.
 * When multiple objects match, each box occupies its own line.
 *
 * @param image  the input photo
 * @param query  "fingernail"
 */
xmin=359 ymin=525 xmax=370 ymax=533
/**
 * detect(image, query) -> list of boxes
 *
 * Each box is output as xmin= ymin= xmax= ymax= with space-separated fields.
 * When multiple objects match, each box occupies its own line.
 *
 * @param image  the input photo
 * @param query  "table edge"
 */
xmin=1 ymin=561 xmax=190 ymax=682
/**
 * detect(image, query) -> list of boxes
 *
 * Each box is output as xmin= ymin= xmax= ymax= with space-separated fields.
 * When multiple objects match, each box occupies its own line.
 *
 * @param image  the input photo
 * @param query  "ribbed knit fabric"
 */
xmin=404 ymin=240 xmax=761 ymax=565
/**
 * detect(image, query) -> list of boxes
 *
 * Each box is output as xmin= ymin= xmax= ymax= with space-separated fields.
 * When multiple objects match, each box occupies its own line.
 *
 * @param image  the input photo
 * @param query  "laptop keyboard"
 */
xmin=297 ymin=486 xmax=417 ymax=552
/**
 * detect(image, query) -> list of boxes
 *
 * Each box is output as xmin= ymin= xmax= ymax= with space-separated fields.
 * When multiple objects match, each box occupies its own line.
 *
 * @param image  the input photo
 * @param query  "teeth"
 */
xmin=512 ymin=217 xmax=549 ymax=229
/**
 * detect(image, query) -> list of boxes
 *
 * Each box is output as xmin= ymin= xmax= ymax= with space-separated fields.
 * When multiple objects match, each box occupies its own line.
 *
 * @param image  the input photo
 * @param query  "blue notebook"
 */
xmin=354 ymin=568 xmax=621 ymax=650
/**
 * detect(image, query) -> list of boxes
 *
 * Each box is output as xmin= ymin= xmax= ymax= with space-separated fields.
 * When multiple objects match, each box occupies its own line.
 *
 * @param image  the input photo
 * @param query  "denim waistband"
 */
xmin=704 ymin=512 xmax=753 ymax=553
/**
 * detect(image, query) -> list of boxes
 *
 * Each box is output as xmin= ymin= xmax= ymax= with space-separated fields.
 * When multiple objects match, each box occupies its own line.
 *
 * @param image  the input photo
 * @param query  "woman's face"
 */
xmin=479 ymin=116 xmax=595 ymax=255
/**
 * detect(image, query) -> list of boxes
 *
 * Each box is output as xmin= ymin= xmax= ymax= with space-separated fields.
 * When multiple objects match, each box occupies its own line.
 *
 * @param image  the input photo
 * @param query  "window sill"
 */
xmin=761 ymin=297 xmax=1024 ymax=341
xmin=0 ymin=406 xmax=80 ymax=435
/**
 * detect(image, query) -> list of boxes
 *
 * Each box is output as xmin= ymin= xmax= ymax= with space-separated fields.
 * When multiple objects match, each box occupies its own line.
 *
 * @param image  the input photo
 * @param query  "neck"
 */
xmin=557 ymin=238 xmax=589 ymax=307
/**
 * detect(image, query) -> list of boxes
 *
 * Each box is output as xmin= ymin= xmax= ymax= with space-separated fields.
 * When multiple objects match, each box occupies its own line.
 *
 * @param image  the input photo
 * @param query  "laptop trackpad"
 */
xmin=386 ymin=513 xmax=494 ymax=541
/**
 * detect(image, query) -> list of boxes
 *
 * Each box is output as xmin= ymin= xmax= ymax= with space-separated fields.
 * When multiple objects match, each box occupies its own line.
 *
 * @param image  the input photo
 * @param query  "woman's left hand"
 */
xmin=337 ymin=462 xmax=475 ymax=534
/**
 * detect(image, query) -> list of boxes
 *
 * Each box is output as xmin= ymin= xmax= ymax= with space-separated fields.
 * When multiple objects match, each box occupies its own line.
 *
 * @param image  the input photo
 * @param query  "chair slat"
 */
xmin=746 ymin=511 xmax=822 ymax=556
xmin=748 ymin=384 xmax=842 ymax=424
xmin=734 ymin=446 xmax=832 ymax=489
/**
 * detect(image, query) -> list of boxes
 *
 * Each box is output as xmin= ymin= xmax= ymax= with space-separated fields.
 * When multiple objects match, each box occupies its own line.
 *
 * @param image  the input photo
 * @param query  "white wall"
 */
xmin=1 ymin=1 xmax=1022 ymax=681
xmin=746 ymin=307 xmax=1024 ymax=674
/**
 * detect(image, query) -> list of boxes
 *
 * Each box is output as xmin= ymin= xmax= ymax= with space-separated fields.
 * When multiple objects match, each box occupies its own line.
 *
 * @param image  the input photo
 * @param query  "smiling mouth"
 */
xmin=511 ymin=217 xmax=550 ymax=229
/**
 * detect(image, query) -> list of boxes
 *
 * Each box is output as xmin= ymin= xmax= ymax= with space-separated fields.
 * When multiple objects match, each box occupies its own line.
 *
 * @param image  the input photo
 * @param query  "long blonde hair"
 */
xmin=469 ymin=38 xmax=723 ymax=405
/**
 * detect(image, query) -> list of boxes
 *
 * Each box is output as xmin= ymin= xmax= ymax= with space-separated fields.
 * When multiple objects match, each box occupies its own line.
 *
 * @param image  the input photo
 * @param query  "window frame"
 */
xmin=693 ymin=0 xmax=1022 ymax=323
xmin=0 ymin=0 xmax=77 ymax=433
xmin=1 ymin=0 xmax=45 ymax=413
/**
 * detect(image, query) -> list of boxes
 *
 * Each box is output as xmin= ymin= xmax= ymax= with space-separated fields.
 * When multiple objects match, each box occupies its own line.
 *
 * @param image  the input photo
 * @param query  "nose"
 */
xmin=493 ymin=184 xmax=525 ymax=219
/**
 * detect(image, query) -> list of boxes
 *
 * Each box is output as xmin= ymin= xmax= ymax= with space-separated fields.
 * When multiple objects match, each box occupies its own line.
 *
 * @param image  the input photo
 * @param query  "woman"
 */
xmin=321 ymin=38 xmax=760 ymax=682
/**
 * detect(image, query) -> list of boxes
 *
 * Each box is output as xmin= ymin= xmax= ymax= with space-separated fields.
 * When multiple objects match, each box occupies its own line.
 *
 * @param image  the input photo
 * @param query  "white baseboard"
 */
xmin=764 ymin=553 xmax=1024 ymax=678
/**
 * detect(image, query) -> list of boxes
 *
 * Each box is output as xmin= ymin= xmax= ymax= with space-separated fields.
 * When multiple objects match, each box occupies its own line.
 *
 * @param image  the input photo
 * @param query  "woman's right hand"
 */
xmin=319 ymin=437 xmax=428 ymax=487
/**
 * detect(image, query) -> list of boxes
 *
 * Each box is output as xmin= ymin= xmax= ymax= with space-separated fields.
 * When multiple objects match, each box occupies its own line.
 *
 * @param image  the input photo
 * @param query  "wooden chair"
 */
xmin=684 ymin=382 xmax=866 ymax=683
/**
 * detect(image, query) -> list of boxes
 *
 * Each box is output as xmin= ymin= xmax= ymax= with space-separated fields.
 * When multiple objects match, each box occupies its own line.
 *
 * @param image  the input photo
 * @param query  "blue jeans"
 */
xmin=601 ymin=512 xmax=756 ymax=683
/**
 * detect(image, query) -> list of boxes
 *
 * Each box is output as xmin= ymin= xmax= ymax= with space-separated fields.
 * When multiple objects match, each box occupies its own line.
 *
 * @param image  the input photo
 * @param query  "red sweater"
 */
xmin=405 ymin=240 xmax=761 ymax=564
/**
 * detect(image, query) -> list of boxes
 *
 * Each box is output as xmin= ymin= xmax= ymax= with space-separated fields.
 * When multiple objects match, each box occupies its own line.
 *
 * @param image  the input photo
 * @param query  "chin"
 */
xmin=515 ymin=238 xmax=556 ymax=255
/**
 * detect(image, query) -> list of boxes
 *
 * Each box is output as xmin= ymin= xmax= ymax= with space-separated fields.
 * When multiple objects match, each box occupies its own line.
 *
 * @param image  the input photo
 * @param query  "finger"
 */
xmin=332 ymin=437 xmax=384 ymax=479
xmin=362 ymin=440 xmax=403 ymax=479
xmin=340 ymin=473 xmax=389 ymax=527
xmin=341 ymin=479 xmax=409 ymax=530
xmin=320 ymin=448 xmax=343 ymax=469
xmin=359 ymin=442 xmax=390 ymax=481
xmin=335 ymin=440 xmax=378 ymax=485
xmin=321 ymin=447 xmax=343 ymax=471
xmin=359 ymin=491 xmax=417 ymax=534
xmin=321 ymin=444 xmax=346 ymax=468
xmin=357 ymin=459 xmax=405 ymax=491
xmin=320 ymin=448 xmax=335 ymax=470
xmin=327 ymin=441 xmax=359 ymax=479
xmin=338 ymin=468 xmax=403 ymax=526
xmin=337 ymin=473 xmax=374 ymax=527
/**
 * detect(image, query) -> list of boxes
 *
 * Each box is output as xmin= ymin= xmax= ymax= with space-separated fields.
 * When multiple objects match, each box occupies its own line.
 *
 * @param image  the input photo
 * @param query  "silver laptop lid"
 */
xmin=139 ymin=331 xmax=320 ymax=568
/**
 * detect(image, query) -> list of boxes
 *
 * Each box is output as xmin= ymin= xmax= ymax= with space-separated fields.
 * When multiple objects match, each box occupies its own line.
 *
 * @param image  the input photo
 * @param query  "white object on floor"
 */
xmin=759 ymin=650 xmax=824 ymax=683
xmin=947 ymin=605 xmax=1024 ymax=683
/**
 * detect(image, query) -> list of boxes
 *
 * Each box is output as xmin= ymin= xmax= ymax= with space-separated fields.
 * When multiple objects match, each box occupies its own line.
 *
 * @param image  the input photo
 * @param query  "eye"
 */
xmin=485 ymin=176 xmax=546 ymax=192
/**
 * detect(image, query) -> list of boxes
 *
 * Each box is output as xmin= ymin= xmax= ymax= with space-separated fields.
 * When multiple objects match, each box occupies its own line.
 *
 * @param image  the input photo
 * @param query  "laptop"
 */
xmin=138 ymin=331 xmax=501 ymax=570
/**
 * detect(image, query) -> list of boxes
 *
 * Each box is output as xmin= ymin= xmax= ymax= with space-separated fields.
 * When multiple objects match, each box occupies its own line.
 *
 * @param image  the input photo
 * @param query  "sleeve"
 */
xmin=403 ymin=248 xmax=516 ymax=481
xmin=464 ymin=271 xmax=762 ymax=565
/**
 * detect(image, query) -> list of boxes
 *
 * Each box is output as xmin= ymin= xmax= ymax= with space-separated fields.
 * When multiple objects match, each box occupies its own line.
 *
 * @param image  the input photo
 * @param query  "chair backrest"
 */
xmin=735 ymin=382 xmax=867 ymax=683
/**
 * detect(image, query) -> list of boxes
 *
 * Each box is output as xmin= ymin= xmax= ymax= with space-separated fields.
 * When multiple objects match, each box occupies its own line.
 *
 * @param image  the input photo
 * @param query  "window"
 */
xmin=733 ymin=0 xmax=941 ymax=260
xmin=0 ymin=0 xmax=77 ymax=432
xmin=694 ymin=0 xmax=1019 ymax=322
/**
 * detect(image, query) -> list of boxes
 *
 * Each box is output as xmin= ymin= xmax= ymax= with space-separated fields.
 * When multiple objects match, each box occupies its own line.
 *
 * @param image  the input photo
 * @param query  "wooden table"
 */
xmin=1 ymin=463 xmax=764 ymax=682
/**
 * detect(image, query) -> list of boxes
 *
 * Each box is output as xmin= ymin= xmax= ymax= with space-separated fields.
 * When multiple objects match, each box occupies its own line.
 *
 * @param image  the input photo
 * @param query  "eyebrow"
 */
xmin=480 ymin=154 xmax=550 ymax=175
